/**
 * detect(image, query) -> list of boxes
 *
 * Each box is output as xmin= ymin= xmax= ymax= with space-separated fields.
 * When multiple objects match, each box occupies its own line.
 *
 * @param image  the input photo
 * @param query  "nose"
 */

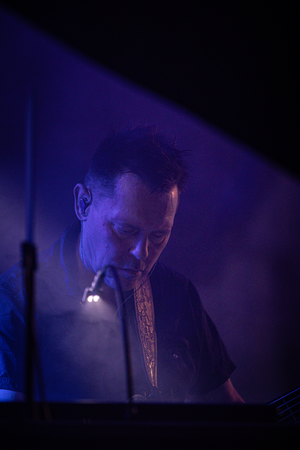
xmin=130 ymin=235 xmax=149 ymax=261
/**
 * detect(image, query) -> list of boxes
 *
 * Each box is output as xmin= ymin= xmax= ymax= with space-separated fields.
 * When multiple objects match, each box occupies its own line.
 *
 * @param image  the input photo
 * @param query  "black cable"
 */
xmin=82 ymin=265 xmax=135 ymax=417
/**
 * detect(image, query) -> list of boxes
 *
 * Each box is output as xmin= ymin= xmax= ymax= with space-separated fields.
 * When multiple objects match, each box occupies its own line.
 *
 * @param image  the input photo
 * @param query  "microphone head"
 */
xmin=81 ymin=270 xmax=104 ymax=303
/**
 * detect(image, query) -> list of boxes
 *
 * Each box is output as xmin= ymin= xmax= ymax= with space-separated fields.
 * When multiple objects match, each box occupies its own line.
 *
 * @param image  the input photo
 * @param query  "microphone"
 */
xmin=81 ymin=269 xmax=105 ymax=303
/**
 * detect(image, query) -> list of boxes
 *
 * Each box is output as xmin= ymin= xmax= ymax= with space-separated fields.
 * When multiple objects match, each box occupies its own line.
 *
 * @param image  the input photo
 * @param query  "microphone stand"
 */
xmin=22 ymin=92 xmax=49 ymax=420
xmin=23 ymin=92 xmax=36 ymax=418
xmin=82 ymin=266 xmax=135 ymax=418
xmin=107 ymin=265 xmax=134 ymax=415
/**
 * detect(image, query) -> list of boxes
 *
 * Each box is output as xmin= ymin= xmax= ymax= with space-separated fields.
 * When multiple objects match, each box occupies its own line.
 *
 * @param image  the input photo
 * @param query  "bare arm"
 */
xmin=186 ymin=378 xmax=245 ymax=404
xmin=213 ymin=378 xmax=245 ymax=403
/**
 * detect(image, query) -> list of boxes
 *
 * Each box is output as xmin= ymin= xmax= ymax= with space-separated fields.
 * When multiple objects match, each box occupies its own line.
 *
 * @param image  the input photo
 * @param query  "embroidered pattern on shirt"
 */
xmin=134 ymin=277 xmax=158 ymax=388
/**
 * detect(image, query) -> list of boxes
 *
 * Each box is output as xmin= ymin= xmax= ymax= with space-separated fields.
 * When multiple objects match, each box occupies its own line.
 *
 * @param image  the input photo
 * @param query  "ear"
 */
xmin=73 ymin=183 xmax=92 ymax=221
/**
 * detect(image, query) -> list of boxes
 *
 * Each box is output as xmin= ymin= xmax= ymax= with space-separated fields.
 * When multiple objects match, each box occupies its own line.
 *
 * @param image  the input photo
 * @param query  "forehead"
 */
xmin=95 ymin=173 xmax=179 ymax=228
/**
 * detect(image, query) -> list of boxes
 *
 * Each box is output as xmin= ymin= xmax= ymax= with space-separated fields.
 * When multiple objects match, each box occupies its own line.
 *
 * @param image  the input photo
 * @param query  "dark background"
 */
xmin=0 ymin=3 xmax=299 ymax=403
xmin=0 ymin=1 xmax=297 ymax=175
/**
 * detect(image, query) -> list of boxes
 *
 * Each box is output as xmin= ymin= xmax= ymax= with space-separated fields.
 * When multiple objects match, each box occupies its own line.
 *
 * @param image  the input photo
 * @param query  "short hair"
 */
xmin=84 ymin=125 xmax=189 ymax=196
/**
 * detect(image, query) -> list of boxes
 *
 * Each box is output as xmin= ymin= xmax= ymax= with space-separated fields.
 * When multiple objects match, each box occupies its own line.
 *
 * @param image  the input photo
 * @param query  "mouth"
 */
xmin=118 ymin=268 xmax=144 ymax=279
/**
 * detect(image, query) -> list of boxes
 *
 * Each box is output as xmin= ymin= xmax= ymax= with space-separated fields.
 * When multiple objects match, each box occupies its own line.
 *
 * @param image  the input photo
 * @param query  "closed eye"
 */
xmin=150 ymin=232 xmax=169 ymax=244
xmin=113 ymin=224 xmax=138 ymax=238
xmin=111 ymin=221 xmax=170 ymax=244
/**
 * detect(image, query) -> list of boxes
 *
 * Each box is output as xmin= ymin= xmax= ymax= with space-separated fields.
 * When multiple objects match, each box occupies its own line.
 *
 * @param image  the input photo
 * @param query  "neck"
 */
xmin=75 ymin=233 xmax=94 ymax=291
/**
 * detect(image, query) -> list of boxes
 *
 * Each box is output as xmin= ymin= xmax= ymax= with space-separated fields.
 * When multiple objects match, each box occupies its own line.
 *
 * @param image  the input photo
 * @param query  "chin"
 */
xmin=104 ymin=274 xmax=135 ymax=292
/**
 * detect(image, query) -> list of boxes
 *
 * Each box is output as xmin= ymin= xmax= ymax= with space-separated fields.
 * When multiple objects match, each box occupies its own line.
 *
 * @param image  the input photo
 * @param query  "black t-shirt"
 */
xmin=0 ymin=222 xmax=235 ymax=402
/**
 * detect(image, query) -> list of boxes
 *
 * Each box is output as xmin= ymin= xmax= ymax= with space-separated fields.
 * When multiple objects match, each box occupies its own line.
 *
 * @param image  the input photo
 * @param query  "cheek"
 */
xmin=86 ymin=223 xmax=112 ymax=259
xmin=99 ymin=230 xmax=130 ymax=261
xmin=159 ymin=235 xmax=171 ymax=251
xmin=149 ymin=239 xmax=169 ymax=262
xmin=89 ymin=221 xmax=112 ymax=246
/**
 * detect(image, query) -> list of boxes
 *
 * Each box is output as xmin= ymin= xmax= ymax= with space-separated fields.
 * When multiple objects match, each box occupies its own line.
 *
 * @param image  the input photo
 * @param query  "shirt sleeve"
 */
xmin=0 ymin=278 xmax=26 ymax=393
xmin=186 ymin=280 xmax=236 ymax=395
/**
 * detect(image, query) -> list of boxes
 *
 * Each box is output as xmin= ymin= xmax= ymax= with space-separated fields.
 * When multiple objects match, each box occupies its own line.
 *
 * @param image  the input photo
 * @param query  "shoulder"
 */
xmin=0 ymin=262 xmax=25 ymax=317
xmin=151 ymin=262 xmax=203 ymax=320
xmin=151 ymin=262 xmax=190 ymax=287
xmin=151 ymin=262 xmax=199 ymax=299
xmin=0 ymin=222 xmax=76 ymax=312
xmin=33 ymin=221 xmax=80 ymax=297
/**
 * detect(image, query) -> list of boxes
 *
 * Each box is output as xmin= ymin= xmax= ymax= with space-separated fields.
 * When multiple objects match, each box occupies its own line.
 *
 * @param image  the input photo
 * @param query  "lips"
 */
xmin=118 ymin=268 xmax=144 ymax=279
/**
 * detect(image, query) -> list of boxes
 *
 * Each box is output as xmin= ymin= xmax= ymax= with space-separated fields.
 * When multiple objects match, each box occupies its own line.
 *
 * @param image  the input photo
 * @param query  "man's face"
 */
xmin=82 ymin=173 xmax=179 ymax=291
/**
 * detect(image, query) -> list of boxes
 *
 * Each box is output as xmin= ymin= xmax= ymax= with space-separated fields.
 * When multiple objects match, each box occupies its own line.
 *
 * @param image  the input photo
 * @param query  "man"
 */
xmin=0 ymin=126 xmax=243 ymax=403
